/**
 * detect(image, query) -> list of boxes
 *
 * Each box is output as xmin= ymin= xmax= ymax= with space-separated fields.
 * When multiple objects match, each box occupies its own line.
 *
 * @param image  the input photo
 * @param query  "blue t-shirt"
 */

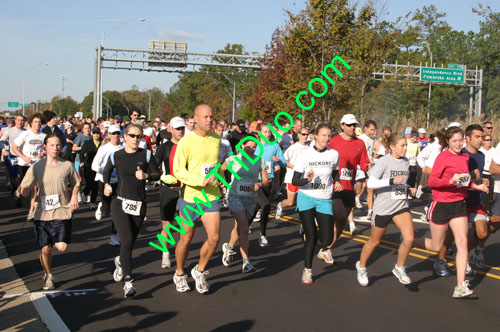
xmin=255 ymin=143 xmax=286 ymax=180
xmin=462 ymin=147 xmax=485 ymax=208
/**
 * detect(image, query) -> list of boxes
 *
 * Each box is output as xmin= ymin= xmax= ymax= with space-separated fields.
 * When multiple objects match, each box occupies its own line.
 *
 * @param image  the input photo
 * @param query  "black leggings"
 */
xmin=98 ymin=181 xmax=117 ymax=235
xmin=110 ymin=198 xmax=146 ymax=277
xmin=251 ymin=186 xmax=271 ymax=236
xmin=299 ymin=208 xmax=334 ymax=269
xmin=83 ymin=167 xmax=98 ymax=203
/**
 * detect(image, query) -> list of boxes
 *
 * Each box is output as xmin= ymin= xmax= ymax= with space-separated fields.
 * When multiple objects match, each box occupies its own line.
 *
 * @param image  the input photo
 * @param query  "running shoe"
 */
xmin=366 ymin=210 xmax=373 ymax=220
xmin=355 ymin=196 xmax=363 ymax=209
xmin=466 ymin=262 xmax=474 ymax=276
xmin=316 ymin=249 xmax=334 ymax=264
xmin=433 ymin=258 xmax=449 ymax=277
xmin=453 ymin=280 xmax=474 ymax=299
xmin=81 ymin=194 xmax=88 ymax=204
xmin=109 ymin=235 xmax=120 ymax=246
xmin=259 ymin=233 xmax=269 ymax=247
xmin=113 ymin=256 xmax=123 ymax=282
xmin=473 ymin=247 xmax=485 ymax=268
xmin=415 ymin=185 xmax=423 ymax=199
xmin=89 ymin=203 xmax=97 ymax=210
xmin=275 ymin=202 xmax=283 ymax=221
xmin=392 ymin=265 xmax=411 ymax=284
xmin=173 ymin=273 xmax=190 ymax=292
xmin=349 ymin=222 xmax=358 ymax=235
xmin=242 ymin=259 xmax=256 ymax=273
xmin=26 ymin=211 xmax=35 ymax=222
xmin=222 ymin=243 xmax=236 ymax=267
xmin=355 ymin=261 xmax=369 ymax=286
xmin=95 ymin=202 xmax=103 ymax=220
xmin=191 ymin=265 xmax=209 ymax=294
xmin=144 ymin=216 xmax=148 ymax=222
xmin=123 ymin=279 xmax=136 ymax=298
xmin=42 ymin=274 xmax=55 ymax=290
xmin=161 ymin=252 xmax=171 ymax=269
xmin=302 ymin=268 xmax=313 ymax=284
xmin=253 ymin=211 xmax=261 ymax=222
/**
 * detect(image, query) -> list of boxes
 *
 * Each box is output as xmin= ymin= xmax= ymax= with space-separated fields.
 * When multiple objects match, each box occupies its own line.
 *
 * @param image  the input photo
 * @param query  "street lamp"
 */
xmin=221 ymin=74 xmax=236 ymax=122
xmin=418 ymin=37 xmax=433 ymax=128
xmin=22 ymin=63 xmax=48 ymax=116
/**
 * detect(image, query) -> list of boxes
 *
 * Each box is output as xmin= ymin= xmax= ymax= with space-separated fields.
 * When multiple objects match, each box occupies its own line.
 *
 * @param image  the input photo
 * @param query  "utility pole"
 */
xmin=61 ymin=75 xmax=66 ymax=99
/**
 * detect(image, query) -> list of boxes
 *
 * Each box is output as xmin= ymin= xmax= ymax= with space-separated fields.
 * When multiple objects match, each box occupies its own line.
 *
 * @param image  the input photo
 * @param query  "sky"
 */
xmin=0 ymin=0 xmax=497 ymax=111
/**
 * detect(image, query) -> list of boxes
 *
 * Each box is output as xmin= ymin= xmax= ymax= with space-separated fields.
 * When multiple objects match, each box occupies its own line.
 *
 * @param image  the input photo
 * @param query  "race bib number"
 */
xmin=121 ymin=199 xmax=142 ymax=216
xmin=408 ymin=155 xmax=416 ymax=165
xmin=265 ymin=161 xmax=272 ymax=174
xmin=391 ymin=184 xmax=407 ymax=200
xmin=41 ymin=194 xmax=61 ymax=211
xmin=310 ymin=181 xmax=327 ymax=191
xmin=201 ymin=163 xmax=217 ymax=177
xmin=236 ymin=182 xmax=254 ymax=196
xmin=457 ymin=173 xmax=471 ymax=188
xmin=11 ymin=157 xmax=18 ymax=166
xmin=340 ymin=168 xmax=353 ymax=181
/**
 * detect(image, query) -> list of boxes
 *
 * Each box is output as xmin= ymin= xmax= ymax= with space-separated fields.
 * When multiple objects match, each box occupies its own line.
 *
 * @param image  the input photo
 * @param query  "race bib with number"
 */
xmin=41 ymin=194 xmax=61 ymax=211
xmin=121 ymin=199 xmax=142 ymax=216
xmin=391 ymin=184 xmax=407 ymax=200
xmin=310 ymin=178 xmax=327 ymax=191
xmin=11 ymin=157 xmax=18 ymax=166
xmin=265 ymin=161 xmax=272 ymax=174
xmin=236 ymin=182 xmax=254 ymax=196
xmin=340 ymin=168 xmax=353 ymax=181
xmin=408 ymin=156 xmax=416 ymax=166
xmin=456 ymin=173 xmax=471 ymax=188
xmin=201 ymin=163 xmax=217 ymax=177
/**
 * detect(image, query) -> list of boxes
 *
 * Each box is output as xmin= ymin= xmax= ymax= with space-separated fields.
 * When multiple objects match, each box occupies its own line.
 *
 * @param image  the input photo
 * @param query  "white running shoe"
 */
xmin=473 ymin=247 xmax=485 ymax=268
xmin=392 ymin=265 xmax=411 ymax=284
xmin=355 ymin=196 xmax=362 ymax=209
xmin=173 ymin=273 xmax=190 ymax=292
xmin=366 ymin=210 xmax=373 ymax=220
xmin=349 ymin=222 xmax=358 ymax=235
xmin=242 ymin=259 xmax=256 ymax=273
xmin=42 ymin=274 xmax=55 ymax=290
xmin=191 ymin=265 xmax=209 ymax=294
xmin=161 ymin=252 xmax=171 ymax=269
xmin=113 ymin=256 xmax=123 ymax=282
xmin=253 ymin=210 xmax=261 ymax=222
xmin=258 ymin=234 xmax=269 ymax=247
xmin=415 ymin=185 xmax=423 ymax=199
xmin=95 ymin=202 xmax=103 ymax=220
xmin=78 ymin=193 xmax=82 ymax=203
xmin=355 ymin=261 xmax=369 ymax=286
xmin=275 ymin=202 xmax=283 ymax=221
xmin=302 ymin=268 xmax=313 ymax=284
xmin=109 ymin=235 xmax=120 ymax=246
xmin=222 ymin=243 xmax=236 ymax=267
xmin=143 ymin=216 xmax=148 ymax=222
xmin=123 ymin=279 xmax=136 ymax=298
xmin=453 ymin=280 xmax=474 ymax=298
xmin=316 ymin=249 xmax=334 ymax=264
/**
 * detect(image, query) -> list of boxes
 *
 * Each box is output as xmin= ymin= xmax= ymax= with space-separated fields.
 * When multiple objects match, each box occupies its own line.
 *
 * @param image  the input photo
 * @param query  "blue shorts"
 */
xmin=297 ymin=191 xmax=333 ymax=216
xmin=176 ymin=197 xmax=221 ymax=223
xmin=34 ymin=219 xmax=72 ymax=249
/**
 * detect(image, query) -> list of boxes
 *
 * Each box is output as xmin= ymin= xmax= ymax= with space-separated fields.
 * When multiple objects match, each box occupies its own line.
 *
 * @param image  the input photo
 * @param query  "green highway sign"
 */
xmin=420 ymin=67 xmax=465 ymax=84
xmin=7 ymin=102 xmax=19 ymax=107
xmin=448 ymin=64 xmax=465 ymax=69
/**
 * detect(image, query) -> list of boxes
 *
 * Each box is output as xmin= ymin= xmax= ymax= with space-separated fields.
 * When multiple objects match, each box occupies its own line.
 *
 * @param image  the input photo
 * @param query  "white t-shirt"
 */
xmin=491 ymin=148 xmax=500 ymax=193
xmin=283 ymin=142 xmax=309 ymax=184
xmin=13 ymin=130 xmax=46 ymax=166
xmin=480 ymin=146 xmax=496 ymax=173
xmin=359 ymin=133 xmax=375 ymax=163
xmin=294 ymin=147 xmax=339 ymax=199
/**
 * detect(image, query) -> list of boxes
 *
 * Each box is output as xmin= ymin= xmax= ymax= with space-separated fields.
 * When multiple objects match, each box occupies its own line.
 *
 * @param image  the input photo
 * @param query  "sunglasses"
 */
xmin=343 ymin=123 xmax=356 ymax=127
xmin=485 ymin=127 xmax=493 ymax=129
xmin=109 ymin=132 xmax=120 ymax=135
xmin=484 ymin=139 xmax=492 ymax=141
xmin=127 ymin=133 xmax=142 ymax=139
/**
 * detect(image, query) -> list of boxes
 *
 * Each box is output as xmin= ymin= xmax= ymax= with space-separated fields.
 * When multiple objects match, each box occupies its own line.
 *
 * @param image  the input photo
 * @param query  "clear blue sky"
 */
xmin=0 ymin=0 xmax=497 ymax=110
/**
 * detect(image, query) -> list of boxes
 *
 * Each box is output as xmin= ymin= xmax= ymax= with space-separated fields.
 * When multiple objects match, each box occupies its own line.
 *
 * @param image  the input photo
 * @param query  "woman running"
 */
xmin=355 ymin=133 xmax=415 ymax=287
xmin=221 ymin=136 xmax=268 ymax=272
xmin=80 ymin=127 xmax=101 ymax=210
xmin=292 ymin=123 xmax=341 ymax=284
xmin=103 ymin=123 xmax=160 ymax=298
xmin=413 ymin=126 xmax=488 ymax=298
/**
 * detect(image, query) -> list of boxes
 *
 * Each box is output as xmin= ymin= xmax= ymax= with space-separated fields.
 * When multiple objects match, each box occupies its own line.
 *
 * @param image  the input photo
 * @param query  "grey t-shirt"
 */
xmin=73 ymin=133 xmax=91 ymax=163
xmin=368 ymin=154 xmax=410 ymax=216
xmin=1 ymin=127 xmax=25 ymax=154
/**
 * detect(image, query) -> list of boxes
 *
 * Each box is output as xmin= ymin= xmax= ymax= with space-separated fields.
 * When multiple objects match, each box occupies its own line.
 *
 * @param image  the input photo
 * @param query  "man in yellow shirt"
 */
xmin=172 ymin=104 xmax=221 ymax=294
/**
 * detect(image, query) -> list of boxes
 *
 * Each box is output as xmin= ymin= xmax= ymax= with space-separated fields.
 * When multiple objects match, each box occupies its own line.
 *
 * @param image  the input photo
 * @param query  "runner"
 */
xmin=275 ymin=126 xmax=310 ymax=221
xmin=220 ymin=135 xmax=268 ymax=273
xmin=172 ymin=104 xmax=221 ymax=294
xmin=72 ymin=122 xmax=91 ymax=202
xmin=292 ymin=123 xmax=341 ymax=284
xmin=412 ymin=126 xmax=488 ymax=298
xmin=320 ymin=114 xmax=369 ymax=264
xmin=355 ymin=133 xmax=415 ymax=286
xmin=479 ymin=133 xmax=495 ymax=214
xmin=80 ymin=126 xmax=101 ymax=209
xmin=155 ymin=116 xmax=185 ymax=268
xmin=356 ymin=120 xmax=377 ymax=229
xmin=103 ymin=123 xmax=160 ymax=298
xmin=1 ymin=114 xmax=25 ymax=201
xmin=91 ymin=125 xmax=123 ymax=246
xmin=18 ymin=133 xmax=80 ymax=290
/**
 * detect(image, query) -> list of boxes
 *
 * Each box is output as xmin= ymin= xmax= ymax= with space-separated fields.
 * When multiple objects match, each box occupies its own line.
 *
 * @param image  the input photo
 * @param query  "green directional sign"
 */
xmin=421 ymin=67 xmax=465 ymax=84
xmin=448 ymin=64 xmax=465 ymax=69
xmin=7 ymin=102 xmax=19 ymax=107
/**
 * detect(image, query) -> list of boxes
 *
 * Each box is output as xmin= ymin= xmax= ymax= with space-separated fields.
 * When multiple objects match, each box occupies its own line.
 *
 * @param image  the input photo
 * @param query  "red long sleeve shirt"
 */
xmin=428 ymin=149 xmax=470 ymax=202
xmin=328 ymin=135 xmax=369 ymax=191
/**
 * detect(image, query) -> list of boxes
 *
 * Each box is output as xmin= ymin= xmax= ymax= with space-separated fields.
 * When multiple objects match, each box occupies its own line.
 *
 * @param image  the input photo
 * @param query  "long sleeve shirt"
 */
xmin=91 ymin=142 xmax=124 ymax=183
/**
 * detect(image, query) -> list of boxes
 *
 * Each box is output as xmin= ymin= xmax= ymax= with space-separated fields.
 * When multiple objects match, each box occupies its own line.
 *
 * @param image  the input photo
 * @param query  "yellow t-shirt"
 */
xmin=173 ymin=131 xmax=221 ymax=203
xmin=406 ymin=139 xmax=420 ymax=166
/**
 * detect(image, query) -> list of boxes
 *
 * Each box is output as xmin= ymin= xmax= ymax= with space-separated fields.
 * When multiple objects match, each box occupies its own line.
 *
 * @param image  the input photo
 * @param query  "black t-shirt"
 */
xmin=227 ymin=129 xmax=247 ymax=151
xmin=156 ymin=129 xmax=172 ymax=145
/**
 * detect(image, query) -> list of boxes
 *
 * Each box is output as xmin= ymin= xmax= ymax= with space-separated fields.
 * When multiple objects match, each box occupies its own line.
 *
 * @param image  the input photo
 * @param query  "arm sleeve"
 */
xmin=172 ymin=139 xmax=205 ymax=187
xmin=292 ymin=171 xmax=309 ymax=186
xmin=147 ymin=153 xmax=161 ymax=181
xmin=367 ymin=177 xmax=391 ymax=189
xmin=103 ymin=152 xmax=115 ymax=184
xmin=13 ymin=131 xmax=26 ymax=148
xmin=155 ymin=144 xmax=166 ymax=171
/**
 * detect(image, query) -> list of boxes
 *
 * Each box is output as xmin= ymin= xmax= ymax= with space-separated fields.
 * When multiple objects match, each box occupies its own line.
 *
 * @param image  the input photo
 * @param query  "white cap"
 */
xmin=170 ymin=116 xmax=185 ymax=129
xmin=108 ymin=125 xmax=121 ymax=134
xmin=447 ymin=122 xmax=462 ymax=129
xmin=74 ymin=113 xmax=81 ymax=118
xmin=139 ymin=114 xmax=147 ymax=119
xmin=103 ymin=121 xmax=110 ymax=128
xmin=63 ymin=122 xmax=72 ymax=127
xmin=340 ymin=114 xmax=359 ymax=125
xmin=418 ymin=128 xmax=426 ymax=134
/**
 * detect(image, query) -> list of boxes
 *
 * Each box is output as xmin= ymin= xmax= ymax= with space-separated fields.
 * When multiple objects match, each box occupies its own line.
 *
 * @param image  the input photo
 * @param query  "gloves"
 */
xmin=161 ymin=174 xmax=178 ymax=185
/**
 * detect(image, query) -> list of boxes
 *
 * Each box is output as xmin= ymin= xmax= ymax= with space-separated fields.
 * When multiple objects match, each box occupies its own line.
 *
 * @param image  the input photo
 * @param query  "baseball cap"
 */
xmin=139 ymin=115 xmax=147 ymax=119
xmin=103 ymin=121 xmax=110 ymax=128
xmin=114 ymin=115 xmax=123 ymax=123
xmin=63 ymin=121 xmax=72 ymax=127
xmin=340 ymin=114 xmax=359 ymax=125
xmin=170 ymin=116 xmax=185 ymax=129
xmin=108 ymin=125 xmax=121 ymax=134
xmin=236 ymin=119 xmax=246 ymax=130
xmin=74 ymin=113 xmax=81 ymax=118
xmin=418 ymin=128 xmax=426 ymax=134
xmin=91 ymin=127 xmax=101 ymax=134
xmin=447 ymin=122 xmax=462 ymax=129
xmin=404 ymin=127 xmax=413 ymax=135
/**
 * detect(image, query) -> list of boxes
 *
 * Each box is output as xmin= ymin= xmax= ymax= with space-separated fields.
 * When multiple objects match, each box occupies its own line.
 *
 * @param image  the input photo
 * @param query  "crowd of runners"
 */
xmin=1 ymin=106 xmax=499 ymax=299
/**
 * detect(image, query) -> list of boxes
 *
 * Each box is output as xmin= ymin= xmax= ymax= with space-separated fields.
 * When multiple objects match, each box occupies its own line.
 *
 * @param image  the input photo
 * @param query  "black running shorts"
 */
xmin=427 ymin=200 xmax=467 ymax=225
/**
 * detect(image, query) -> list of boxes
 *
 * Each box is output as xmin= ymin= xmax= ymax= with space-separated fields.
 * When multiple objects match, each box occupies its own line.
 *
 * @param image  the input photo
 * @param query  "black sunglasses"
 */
xmin=343 ymin=123 xmax=356 ymax=127
xmin=485 ymin=127 xmax=493 ymax=129
xmin=484 ymin=139 xmax=492 ymax=141
xmin=109 ymin=132 xmax=120 ymax=135
xmin=300 ymin=133 xmax=309 ymax=136
xmin=127 ymin=133 xmax=141 ymax=139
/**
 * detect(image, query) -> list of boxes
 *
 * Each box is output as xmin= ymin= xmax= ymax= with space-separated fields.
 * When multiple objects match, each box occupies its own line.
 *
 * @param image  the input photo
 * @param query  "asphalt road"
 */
xmin=1 ymin=169 xmax=500 ymax=332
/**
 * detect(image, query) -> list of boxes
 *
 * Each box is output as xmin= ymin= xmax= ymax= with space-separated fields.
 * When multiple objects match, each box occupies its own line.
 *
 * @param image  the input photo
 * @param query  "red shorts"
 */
xmin=286 ymin=183 xmax=299 ymax=193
